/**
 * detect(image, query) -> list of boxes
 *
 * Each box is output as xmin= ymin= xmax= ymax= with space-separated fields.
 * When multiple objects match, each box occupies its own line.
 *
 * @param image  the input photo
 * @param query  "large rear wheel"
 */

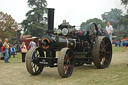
xmin=26 ymin=47 xmax=44 ymax=75
xmin=92 ymin=36 xmax=112 ymax=68
xmin=58 ymin=48 xmax=74 ymax=78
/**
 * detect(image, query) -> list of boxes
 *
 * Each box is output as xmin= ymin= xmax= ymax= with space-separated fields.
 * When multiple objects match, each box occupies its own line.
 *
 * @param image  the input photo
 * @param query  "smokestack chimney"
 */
xmin=48 ymin=8 xmax=54 ymax=31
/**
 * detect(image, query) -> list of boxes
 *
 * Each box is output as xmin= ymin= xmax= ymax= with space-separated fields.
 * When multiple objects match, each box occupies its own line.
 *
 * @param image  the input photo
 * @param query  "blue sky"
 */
xmin=0 ymin=0 xmax=125 ymax=28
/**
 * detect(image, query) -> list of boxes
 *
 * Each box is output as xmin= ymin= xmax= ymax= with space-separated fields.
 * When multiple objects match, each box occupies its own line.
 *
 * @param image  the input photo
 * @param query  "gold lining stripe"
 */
xmin=81 ymin=41 xmax=84 ymax=49
xmin=73 ymin=39 xmax=76 ymax=49
xmin=65 ymin=38 xmax=69 ymax=47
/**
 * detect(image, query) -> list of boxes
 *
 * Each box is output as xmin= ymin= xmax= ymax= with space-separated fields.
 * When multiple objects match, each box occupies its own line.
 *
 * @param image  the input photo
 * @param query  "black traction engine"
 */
xmin=26 ymin=8 xmax=112 ymax=78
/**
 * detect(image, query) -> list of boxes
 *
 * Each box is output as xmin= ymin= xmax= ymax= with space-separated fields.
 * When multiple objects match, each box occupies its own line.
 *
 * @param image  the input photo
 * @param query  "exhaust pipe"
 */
xmin=48 ymin=8 xmax=55 ymax=31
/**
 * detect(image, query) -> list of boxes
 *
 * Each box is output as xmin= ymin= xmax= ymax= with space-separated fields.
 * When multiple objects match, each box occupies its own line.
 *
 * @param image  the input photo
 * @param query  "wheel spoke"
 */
xmin=106 ymin=52 xmax=110 ymax=54
xmin=101 ymin=57 xmax=105 ymax=65
xmin=35 ymin=65 xmax=38 ymax=72
xmin=101 ymin=43 xmax=104 ymax=49
xmin=68 ymin=56 xmax=72 ymax=60
xmin=64 ymin=65 xmax=68 ymax=74
xmin=32 ymin=63 xmax=35 ymax=68
xmin=104 ymin=44 xmax=108 ymax=48
xmin=90 ymin=27 xmax=93 ymax=31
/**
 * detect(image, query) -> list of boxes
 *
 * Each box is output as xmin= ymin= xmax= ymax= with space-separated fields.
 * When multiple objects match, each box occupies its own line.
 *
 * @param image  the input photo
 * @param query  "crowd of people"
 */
xmin=0 ymin=38 xmax=37 ymax=63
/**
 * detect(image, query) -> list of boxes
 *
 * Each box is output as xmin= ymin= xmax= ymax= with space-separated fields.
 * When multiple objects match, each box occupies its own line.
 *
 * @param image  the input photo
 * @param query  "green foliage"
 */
xmin=21 ymin=0 xmax=47 ymax=37
xmin=80 ymin=18 xmax=106 ymax=30
xmin=118 ymin=0 xmax=128 ymax=31
xmin=117 ymin=14 xmax=128 ymax=30
xmin=101 ymin=8 xmax=123 ymax=29
xmin=113 ymin=29 xmax=128 ymax=39
xmin=121 ymin=0 xmax=128 ymax=8
xmin=0 ymin=12 xmax=18 ymax=43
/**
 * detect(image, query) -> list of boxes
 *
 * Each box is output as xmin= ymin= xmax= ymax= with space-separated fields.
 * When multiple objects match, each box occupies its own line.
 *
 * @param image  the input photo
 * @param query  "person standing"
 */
xmin=11 ymin=45 xmax=16 ymax=58
xmin=3 ymin=38 xmax=10 ymax=63
xmin=29 ymin=40 xmax=36 ymax=49
xmin=105 ymin=22 xmax=113 ymax=43
xmin=20 ymin=42 xmax=27 ymax=62
xmin=120 ymin=37 xmax=123 ymax=47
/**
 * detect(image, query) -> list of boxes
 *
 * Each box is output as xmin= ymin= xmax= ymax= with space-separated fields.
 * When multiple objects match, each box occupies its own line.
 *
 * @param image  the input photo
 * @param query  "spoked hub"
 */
xmin=92 ymin=36 xmax=112 ymax=69
xmin=26 ymin=47 xmax=44 ymax=75
xmin=58 ymin=48 xmax=74 ymax=78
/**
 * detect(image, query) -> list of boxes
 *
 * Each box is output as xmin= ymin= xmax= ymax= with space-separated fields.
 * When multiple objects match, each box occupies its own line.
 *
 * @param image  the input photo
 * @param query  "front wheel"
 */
xmin=58 ymin=48 xmax=74 ymax=78
xmin=26 ymin=47 xmax=44 ymax=75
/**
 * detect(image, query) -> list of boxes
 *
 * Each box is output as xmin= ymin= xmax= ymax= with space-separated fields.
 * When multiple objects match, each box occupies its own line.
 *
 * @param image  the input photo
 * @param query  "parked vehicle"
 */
xmin=26 ymin=8 xmax=112 ymax=78
xmin=115 ymin=41 xmax=120 ymax=47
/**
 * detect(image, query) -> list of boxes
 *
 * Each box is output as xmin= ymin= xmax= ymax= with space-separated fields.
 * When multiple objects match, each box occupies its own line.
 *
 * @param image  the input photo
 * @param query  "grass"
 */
xmin=9 ymin=53 xmax=22 ymax=63
xmin=112 ymin=45 xmax=124 ymax=53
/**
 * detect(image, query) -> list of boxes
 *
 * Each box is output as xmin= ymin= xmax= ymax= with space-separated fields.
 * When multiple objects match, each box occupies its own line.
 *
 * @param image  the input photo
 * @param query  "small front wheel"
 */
xmin=26 ymin=47 xmax=44 ymax=75
xmin=58 ymin=48 xmax=74 ymax=78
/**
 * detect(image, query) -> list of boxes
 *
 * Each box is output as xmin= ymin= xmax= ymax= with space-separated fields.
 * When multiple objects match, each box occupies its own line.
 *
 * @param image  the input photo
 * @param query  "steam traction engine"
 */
xmin=26 ymin=8 xmax=112 ymax=78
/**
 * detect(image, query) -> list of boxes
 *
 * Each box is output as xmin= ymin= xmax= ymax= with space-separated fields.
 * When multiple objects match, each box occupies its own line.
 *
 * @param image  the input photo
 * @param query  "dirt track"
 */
xmin=0 ymin=47 xmax=128 ymax=85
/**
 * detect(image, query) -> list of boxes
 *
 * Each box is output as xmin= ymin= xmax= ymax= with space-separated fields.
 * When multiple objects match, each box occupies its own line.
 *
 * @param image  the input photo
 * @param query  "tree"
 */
xmin=21 ymin=0 xmax=47 ymax=37
xmin=121 ymin=0 xmax=128 ymax=8
xmin=80 ymin=18 xmax=106 ymax=30
xmin=0 ymin=12 xmax=18 ymax=43
xmin=119 ymin=0 xmax=128 ymax=30
xmin=118 ymin=15 xmax=128 ymax=29
xmin=101 ymin=8 xmax=123 ymax=29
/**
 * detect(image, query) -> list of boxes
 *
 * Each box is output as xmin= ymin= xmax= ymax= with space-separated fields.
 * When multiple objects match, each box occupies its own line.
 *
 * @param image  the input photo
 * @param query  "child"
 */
xmin=11 ymin=45 xmax=16 ymax=58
